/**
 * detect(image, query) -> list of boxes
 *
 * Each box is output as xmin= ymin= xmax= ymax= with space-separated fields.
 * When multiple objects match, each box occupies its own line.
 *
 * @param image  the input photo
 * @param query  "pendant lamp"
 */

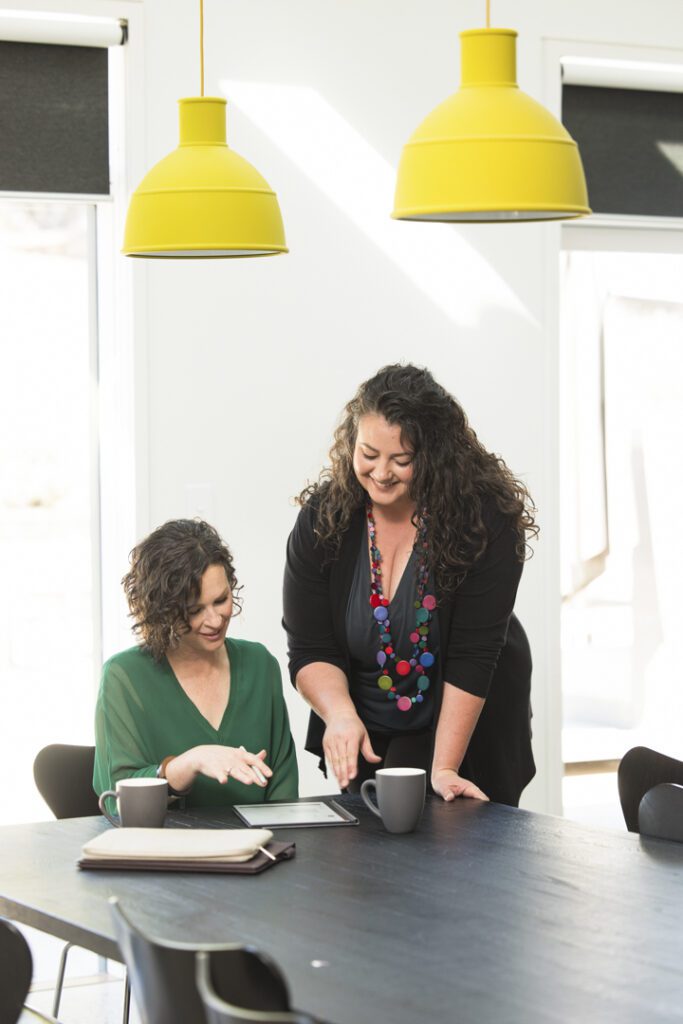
xmin=123 ymin=0 xmax=287 ymax=257
xmin=392 ymin=3 xmax=590 ymax=222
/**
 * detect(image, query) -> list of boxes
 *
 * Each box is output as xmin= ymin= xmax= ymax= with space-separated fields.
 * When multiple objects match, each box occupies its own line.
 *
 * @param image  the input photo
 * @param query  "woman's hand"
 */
xmin=323 ymin=714 xmax=381 ymax=789
xmin=431 ymin=767 xmax=489 ymax=803
xmin=167 ymin=745 xmax=272 ymax=791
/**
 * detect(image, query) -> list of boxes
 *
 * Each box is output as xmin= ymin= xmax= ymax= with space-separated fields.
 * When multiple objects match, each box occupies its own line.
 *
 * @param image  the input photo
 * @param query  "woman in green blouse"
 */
xmin=94 ymin=519 xmax=298 ymax=807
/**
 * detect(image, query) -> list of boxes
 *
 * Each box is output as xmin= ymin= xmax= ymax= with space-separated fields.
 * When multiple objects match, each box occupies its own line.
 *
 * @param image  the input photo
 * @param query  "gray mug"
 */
xmin=361 ymin=768 xmax=426 ymax=834
xmin=98 ymin=778 xmax=168 ymax=828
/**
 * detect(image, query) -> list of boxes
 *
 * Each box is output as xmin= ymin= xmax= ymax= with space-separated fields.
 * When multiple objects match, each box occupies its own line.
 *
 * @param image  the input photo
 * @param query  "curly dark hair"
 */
xmin=122 ymin=519 xmax=242 ymax=660
xmin=298 ymin=363 xmax=538 ymax=594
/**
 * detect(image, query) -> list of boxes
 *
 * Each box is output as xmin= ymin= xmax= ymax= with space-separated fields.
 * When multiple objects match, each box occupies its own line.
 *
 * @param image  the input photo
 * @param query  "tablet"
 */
xmin=233 ymin=799 xmax=358 ymax=828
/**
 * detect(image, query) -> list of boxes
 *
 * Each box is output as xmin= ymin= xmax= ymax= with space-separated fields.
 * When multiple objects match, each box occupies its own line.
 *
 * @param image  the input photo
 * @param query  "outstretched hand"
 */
xmin=323 ymin=715 xmax=382 ymax=789
xmin=431 ymin=768 xmax=489 ymax=803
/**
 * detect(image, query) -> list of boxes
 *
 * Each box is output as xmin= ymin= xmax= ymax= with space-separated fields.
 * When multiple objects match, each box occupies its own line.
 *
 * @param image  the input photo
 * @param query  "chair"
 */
xmin=110 ymin=899 xmax=325 ymax=1024
xmin=617 ymin=746 xmax=683 ymax=832
xmin=0 ymin=918 xmax=59 ymax=1024
xmin=638 ymin=783 xmax=683 ymax=843
xmin=196 ymin=951 xmax=325 ymax=1024
xmin=33 ymin=745 xmax=100 ymax=819
xmin=33 ymin=745 xmax=129 ymax=1023
xmin=0 ymin=918 xmax=32 ymax=1024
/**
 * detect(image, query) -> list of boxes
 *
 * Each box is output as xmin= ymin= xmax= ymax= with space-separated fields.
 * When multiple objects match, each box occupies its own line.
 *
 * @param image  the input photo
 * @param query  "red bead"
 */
xmin=385 ymin=646 xmax=393 ymax=656
xmin=396 ymin=660 xmax=411 ymax=676
xmin=381 ymin=598 xmax=389 ymax=607
xmin=370 ymin=594 xmax=381 ymax=607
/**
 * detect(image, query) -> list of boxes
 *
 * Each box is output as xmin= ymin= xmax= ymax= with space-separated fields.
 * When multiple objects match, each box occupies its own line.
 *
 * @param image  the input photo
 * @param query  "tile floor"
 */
xmin=20 ymin=925 xmax=138 ymax=1024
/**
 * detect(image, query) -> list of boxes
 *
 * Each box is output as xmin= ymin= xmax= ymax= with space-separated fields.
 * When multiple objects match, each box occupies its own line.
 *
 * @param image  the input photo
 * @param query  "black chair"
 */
xmin=111 ymin=899 xmax=326 ymax=1024
xmin=0 ymin=918 xmax=59 ymax=1024
xmin=638 ymin=783 xmax=683 ymax=843
xmin=33 ymin=745 xmax=100 ymax=819
xmin=33 ymin=745 xmax=129 ymax=1023
xmin=617 ymin=746 xmax=683 ymax=832
xmin=196 ymin=950 xmax=325 ymax=1024
xmin=0 ymin=918 xmax=32 ymax=1024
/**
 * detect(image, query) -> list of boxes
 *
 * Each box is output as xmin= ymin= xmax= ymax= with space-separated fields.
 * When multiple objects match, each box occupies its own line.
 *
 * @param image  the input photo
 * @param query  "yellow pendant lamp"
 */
xmin=123 ymin=0 xmax=287 ymax=258
xmin=392 ymin=3 xmax=590 ymax=222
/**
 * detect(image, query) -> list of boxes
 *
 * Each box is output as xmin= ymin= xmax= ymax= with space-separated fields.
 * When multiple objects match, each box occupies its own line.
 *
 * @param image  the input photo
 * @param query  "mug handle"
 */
xmin=98 ymin=790 xmax=120 ymax=827
xmin=360 ymin=779 xmax=382 ymax=819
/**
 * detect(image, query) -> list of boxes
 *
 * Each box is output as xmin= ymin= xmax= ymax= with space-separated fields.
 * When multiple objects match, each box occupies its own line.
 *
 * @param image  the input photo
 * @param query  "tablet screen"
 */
xmin=233 ymin=800 xmax=356 ymax=828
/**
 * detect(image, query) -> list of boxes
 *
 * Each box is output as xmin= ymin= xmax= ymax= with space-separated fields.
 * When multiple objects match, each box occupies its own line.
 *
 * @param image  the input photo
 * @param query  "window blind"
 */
xmin=562 ymin=84 xmax=683 ymax=218
xmin=0 ymin=9 xmax=125 ymax=197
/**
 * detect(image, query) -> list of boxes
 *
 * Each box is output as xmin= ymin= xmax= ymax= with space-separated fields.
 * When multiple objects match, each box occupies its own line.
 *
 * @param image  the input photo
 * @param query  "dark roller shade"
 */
xmin=562 ymin=84 xmax=683 ymax=218
xmin=0 ymin=41 xmax=109 ymax=194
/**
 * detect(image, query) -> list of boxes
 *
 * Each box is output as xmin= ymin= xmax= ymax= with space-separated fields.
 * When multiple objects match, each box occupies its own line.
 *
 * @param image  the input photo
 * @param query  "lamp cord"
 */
xmin=486 ymin=0 xmax=490 ymax=28
xmin=199 ymin=0 xmax=205 ymax=96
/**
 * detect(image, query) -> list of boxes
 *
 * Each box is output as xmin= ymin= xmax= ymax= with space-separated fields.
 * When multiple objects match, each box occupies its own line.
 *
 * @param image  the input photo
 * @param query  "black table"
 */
xmin=2 ymin=795 xmax=683 ymax=1023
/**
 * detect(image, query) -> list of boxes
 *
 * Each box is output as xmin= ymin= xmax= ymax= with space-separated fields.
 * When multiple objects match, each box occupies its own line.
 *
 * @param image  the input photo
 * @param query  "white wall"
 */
xmin=126 ymin=0 xmax=683 ymax=810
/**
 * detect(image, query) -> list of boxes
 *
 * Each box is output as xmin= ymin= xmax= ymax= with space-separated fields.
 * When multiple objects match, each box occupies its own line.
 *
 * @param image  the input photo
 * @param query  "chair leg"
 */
xmin=122 ymin=973 xmax=131 ymax=1024
xmin=52 ymin=941 xmax=74 ymax=1017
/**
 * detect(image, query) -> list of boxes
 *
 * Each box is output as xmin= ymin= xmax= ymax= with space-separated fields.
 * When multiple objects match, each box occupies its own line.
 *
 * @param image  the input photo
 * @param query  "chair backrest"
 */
xmin=0 ymin=919 xmax=33 ymax=1024
xmin=618 ymin=746 xmax=683 ymax=833
xmin=110 ymin=899 xmax=292 ymax=1024
xmin=638 ymin=783 xmax=683 ymax=843
xmin=33 ymin=744 xmax=100 ymax=819
xmin=195 ymin=952 xmax=323 ymax=1024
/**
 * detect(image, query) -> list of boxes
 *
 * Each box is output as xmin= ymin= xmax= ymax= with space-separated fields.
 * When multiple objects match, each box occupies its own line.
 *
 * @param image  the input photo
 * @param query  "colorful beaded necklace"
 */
xmin=367 ymin=502 xmax=437 ymax=712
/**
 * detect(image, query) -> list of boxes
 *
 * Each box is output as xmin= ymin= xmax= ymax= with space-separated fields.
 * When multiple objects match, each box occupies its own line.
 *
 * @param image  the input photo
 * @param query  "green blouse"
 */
xmin=93 ymin=638 xmax=299 ymax=807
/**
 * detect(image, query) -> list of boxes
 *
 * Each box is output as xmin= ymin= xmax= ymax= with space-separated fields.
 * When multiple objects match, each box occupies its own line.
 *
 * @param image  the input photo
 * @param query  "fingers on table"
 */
xmin=446 ymin=781 xmax=490 ymax=802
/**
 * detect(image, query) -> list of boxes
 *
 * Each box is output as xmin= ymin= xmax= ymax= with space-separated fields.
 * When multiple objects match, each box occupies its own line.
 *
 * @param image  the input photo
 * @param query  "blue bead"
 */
xmin=419 ymin=652 xmax=435 ymax=668
xmin=374 ymin=606 xmax=388 ymax=622
xmin=416 ymin=694 xmax=424 ymax=703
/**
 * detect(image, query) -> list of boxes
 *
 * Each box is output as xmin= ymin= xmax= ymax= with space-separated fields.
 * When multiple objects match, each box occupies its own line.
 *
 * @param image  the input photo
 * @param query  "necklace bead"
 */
xmin=366 ymin=501 xmax=436 ymax=712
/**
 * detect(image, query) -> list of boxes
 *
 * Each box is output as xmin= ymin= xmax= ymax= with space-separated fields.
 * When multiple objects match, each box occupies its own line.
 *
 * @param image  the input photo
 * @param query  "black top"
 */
xmin=283 ymin=499 xmax=536 ymax=805
xmin=346 ymin=527 xmax=437 ymax=732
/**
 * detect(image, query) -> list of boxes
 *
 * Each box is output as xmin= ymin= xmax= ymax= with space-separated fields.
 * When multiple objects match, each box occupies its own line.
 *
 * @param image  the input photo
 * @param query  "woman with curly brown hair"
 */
xmin=283 ymin=364 xmax=536 ymax=806
xmin=94 ymin=519 xmax=298 ymax=806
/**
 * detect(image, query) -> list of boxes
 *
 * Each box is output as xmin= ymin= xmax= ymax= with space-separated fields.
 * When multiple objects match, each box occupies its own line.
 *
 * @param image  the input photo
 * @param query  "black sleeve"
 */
xmin=282 ymin=504 xmax=348 ymax=686
xmin=443 ymin=514 xmax=524 ymax=699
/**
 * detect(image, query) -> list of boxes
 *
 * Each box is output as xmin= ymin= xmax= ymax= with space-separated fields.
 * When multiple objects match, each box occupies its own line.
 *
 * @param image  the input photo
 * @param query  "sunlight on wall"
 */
xmin=221 ymin=80 xmax=536 ymax=330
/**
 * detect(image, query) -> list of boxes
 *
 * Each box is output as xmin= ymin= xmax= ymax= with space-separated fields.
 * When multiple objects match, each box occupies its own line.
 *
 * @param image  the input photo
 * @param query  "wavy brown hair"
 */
xmin=122 ymin=519 xmax=242 ymax=660
xmin=298 ymin=363 xmax=538 ymax=594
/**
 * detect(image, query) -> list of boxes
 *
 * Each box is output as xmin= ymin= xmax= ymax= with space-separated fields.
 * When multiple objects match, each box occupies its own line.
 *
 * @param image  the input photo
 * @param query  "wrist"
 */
xmin=157 ymin=755 xmax=175 ymax=779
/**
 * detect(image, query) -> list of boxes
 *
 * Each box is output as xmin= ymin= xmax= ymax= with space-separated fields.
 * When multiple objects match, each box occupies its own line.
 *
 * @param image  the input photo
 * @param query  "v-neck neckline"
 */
xmin=164 ymin=638 xmax=237 ymax=736
xmin=363 ymin=529 xmax=417 ymax=607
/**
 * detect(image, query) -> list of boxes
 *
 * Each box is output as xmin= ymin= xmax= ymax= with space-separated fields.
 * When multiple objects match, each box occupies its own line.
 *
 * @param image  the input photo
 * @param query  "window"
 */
xmin=0 ymin=9 xmax=137 ymax=826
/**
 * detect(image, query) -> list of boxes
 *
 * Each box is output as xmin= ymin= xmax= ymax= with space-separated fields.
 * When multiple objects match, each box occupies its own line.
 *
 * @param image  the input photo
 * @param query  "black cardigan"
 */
xmin=283 ymin=501 xmax=536 ymax=806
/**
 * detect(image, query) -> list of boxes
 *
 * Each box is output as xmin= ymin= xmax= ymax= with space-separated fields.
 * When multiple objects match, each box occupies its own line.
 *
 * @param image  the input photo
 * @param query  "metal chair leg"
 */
xmin=122 ymin=973 xmax=131 ymax=1024
xmin=51 ymin=941 xmax=74 ymax=1017
xmin=48 ymin=942 xmax=129 ymax=1024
